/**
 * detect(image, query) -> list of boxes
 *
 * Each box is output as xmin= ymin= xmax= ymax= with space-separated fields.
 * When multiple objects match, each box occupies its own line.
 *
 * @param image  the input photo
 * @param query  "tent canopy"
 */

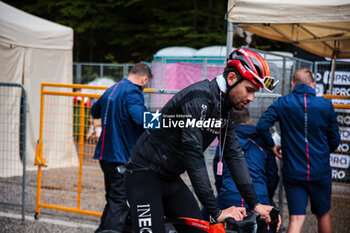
xmin=0 ymin=1 xmax=72 ymax=49
xmin=195 ymin=46 xmax=230 ymax=58
xmin=227 ymin=0 xmax=350 ymax=58
xmin=154 ymin=46 xmax=198 ymax=59
xmin=0 ymin=1 xmax=74 ymax=171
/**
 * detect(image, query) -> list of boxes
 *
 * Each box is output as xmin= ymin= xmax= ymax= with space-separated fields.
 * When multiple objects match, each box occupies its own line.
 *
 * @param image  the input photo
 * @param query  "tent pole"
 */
xmin=329 ymin=57 xmax=336 ymax=94
xmin=329 ymin=41 xmax=339 ymax=94
xmin=226 ymin=22 xmax=234 ymax=59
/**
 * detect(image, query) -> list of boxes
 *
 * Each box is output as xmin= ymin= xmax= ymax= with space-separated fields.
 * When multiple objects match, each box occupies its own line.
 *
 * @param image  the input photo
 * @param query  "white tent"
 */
xmin=154 ymin=46 xmax=198 ymax=59
xmin=0 ymin=1 xmax=76 ymax=175
xmin=195 ymin=46 xmax=232 ymax=58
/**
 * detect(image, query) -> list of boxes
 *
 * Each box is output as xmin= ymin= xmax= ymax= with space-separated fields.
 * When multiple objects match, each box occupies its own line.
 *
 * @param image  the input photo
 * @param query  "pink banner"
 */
xmin=151 ymin=61 xmax=225 ymax=146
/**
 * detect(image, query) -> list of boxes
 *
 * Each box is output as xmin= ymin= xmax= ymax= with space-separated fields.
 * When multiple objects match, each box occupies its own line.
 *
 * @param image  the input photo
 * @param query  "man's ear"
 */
xmin=310 ymin=82 xmax=315 ymax=88
xmin=142 ymin=76 xmax=147 ymax=85
xmin=291 ymin=82 xmax=295 ymax=88
xmin=141 ymin=75 xmax=149 ymax=86
xmin=227 ymin=72 xmax=238 ymax=86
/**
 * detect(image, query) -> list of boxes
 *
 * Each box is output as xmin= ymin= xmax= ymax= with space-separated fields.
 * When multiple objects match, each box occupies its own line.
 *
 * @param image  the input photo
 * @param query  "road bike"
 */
xmin=165 ymin=207 xmax=279 ymax=233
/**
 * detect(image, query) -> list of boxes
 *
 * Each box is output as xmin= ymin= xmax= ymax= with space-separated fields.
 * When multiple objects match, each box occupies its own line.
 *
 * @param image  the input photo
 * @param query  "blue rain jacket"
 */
xmin=214 ymin=124 xmax=279 ymax=210
xmin=91 ymin=79 xmax=146 ymax=163
xmin=257 ymin=84 xmax=340 ymax=181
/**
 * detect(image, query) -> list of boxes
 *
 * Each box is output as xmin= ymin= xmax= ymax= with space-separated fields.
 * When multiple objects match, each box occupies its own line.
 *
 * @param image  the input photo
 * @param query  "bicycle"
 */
xmin=165 ymin=207 xmax=280 ymax=233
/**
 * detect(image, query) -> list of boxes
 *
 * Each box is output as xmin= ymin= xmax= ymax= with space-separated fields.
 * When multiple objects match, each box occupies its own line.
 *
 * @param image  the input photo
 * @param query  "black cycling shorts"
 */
xmin=124 ymin=169 xmax=206 ymax=233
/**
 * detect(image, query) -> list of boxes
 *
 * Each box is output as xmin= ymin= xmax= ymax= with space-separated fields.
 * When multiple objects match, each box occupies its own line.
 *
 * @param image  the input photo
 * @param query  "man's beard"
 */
xmin=233 ymin=103 xmax=244 ymax=110
xmin=229 ymin=95 xmax=244 ymax=110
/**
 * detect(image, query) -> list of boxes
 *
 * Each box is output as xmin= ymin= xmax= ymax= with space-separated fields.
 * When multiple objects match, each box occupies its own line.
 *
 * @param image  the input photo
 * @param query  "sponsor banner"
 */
xmin=329 ymin=87 xmax=350 ymax=96
xmin=332 ymin=168 xmax=349 ymax=183
xmin=322 ymin=71 xmax=350 ymax=85
xmin=336 ymin=110 xmax=350 ymax=127
xmin=315 ymin=84 xmax=324 ymax=96
xmin=315 ymin=72 xmax=323 ymax=82
xmin=330 ymin=153 xmax=350 ymax=169
xmin=336 ymin=142 xmax=350 ymax=154
xmin=332 ymin=99 xmax=350 ymax=105
xmin=315 ymin=70 xmax=350 ymax=96
xmin=339 ymin=127 xmax=350 ymax=141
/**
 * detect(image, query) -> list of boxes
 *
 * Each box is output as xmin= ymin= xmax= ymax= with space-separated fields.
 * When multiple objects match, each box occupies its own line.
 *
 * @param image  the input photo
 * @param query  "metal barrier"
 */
xmin=151 ymin=49 xmax=314 ymax=97
xmin=73 ymin=63 xmax=134 ymax=84
xmin=0 ymin=82 xmax=27 ymax=220
xmin=34 ymin=82 xmax=281 ymax=219
xmin=35 ymin=83 xmax=105 ymax=218
xmin=315 ymin=61 xmax=350 ymax=96
xmin=324 ymin=95 xmax=350 ymax=233
xmin=34 ymin=83 xmax=181 ymax=218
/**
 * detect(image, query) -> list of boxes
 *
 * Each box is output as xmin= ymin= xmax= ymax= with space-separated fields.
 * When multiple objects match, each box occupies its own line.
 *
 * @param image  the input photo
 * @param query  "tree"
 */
xmin=4 ymin=0 xmax=291 ymax=63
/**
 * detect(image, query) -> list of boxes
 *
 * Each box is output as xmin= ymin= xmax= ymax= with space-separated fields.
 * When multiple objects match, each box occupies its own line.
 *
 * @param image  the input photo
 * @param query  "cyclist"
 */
xmin=125 ymin=48 xmax=280 ymax=233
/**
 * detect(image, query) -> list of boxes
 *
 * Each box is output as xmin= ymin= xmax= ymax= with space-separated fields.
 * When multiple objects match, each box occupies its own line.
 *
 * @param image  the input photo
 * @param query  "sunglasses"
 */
xmin=244 ymin=65 xmax=279 ymax=92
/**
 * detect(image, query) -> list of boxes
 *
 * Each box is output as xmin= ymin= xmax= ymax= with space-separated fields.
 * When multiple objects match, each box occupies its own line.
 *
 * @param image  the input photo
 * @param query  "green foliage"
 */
xmin=4 ymin=0 xmax=291 ymax=63
xmin=80 ymin=67 xmax=100 ymax=84
xmin=104 ymin=54 xmax=118 ymax=63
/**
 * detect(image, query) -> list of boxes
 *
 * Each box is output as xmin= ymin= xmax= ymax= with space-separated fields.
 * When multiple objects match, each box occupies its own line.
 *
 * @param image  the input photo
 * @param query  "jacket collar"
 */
xmin=235 ymin=125 xmax=258 ymax=139
xmin=124 ymin=78 xmax=143 ymax=90
xmin=216 ymin=75 xmax=226 ymax=93
xmin=235 ymin=125 xmax=258 ymax=150
xmin=292 ymin=84 xmax=316 ymax=95
xmin=211 ymin=76 xmax=234 ymax=112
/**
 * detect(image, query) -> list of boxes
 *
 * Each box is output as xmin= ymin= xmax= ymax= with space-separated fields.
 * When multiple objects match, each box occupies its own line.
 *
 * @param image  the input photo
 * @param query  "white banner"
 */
xmin=337 ymin=142 xmax=350 ymax=153
xmin=340 ymin=127 xmax=350 ymax=141
xmin=323 ymin=71 xmax=350 ymax=85
xmin=330 ymin=153 xmax=350 ymax=169
xmin=332 ymin=99 xmax=350 ymax=105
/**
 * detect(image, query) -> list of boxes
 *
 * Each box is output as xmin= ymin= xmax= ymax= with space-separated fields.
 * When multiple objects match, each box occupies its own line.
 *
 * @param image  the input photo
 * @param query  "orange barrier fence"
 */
xmin=34 ymin=83 xmax=106 ymax=218
xmin=34 ymin=83 xmax=177 ymax=218
xmin=34 ymin=84 xmax=349 ymax=233
xmin=324 ymin=95 xmax=350 ymax=233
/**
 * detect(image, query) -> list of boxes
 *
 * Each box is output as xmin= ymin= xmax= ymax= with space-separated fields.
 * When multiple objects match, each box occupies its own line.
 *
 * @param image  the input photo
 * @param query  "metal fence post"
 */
xmin=77 ymin=97 xmax=85 ymax=209
xmin=123 ymin=65 xmax=129 ymax=79
xmin=202 ymin=59 xmax=208 ymax=80
xmin=100 ymin=64 xmax=104 ymax=79
xmin=281 ymin=56 xmax=286 ymax=96
xmin=0 ymin=82 xmax=27 ymax=221
xmin=76 ymin=63 xmax=82 ymax=84
xmin=21 ymin=86 xmax=27 ymax=221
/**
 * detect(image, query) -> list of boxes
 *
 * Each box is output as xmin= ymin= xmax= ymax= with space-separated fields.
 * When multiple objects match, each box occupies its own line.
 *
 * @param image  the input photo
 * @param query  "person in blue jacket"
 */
xmin=213 ymin=108 xmax=279 ymax=212
xmin=91 ymin=63 xmax=152 ymax=233
xmin=257 ymin=68 xmax=340 ymax=233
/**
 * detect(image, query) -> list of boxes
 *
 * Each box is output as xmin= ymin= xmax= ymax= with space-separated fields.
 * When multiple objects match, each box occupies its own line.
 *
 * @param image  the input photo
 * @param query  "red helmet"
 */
xmin=227 ymin=48 xmax=277 ymax=92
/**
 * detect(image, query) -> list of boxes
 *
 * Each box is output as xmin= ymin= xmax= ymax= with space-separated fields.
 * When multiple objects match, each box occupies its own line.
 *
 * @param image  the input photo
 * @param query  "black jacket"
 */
xmin=130 ymin=78 xmax=258 ymax=219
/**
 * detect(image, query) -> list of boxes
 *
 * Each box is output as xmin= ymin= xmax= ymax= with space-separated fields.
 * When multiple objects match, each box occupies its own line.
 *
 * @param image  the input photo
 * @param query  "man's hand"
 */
xmin=216 ymin=206 xmax=246 ymax=222
xmin=272 ymin=145 xmax=282 ymax=159
xmin=253 ymin=204 xmax=281 ymax=232
xmin=276 ymin=214 xmax=282 ymax=232
xmin=254 ymin=204 xmax=273 ymax=222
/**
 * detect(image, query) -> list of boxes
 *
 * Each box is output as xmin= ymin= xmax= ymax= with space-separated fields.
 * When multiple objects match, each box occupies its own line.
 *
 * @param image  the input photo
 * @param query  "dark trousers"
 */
xmin=95 ymin=160 xmax=131 ymax=233
xmin=124 ymin=169 xmax=206 ymax=233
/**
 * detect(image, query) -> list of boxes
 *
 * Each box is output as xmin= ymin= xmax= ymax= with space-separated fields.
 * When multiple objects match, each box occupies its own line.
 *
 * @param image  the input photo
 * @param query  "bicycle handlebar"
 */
xmin=225 ymin=212 xmax=260 ymax=233
xmin=165 ymin=208 xmax=280 ymax=233
xmin=269 ymin=207 xmax=280 ymax=233
xmin=225 ymin=208 xmax=280 ymax=233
